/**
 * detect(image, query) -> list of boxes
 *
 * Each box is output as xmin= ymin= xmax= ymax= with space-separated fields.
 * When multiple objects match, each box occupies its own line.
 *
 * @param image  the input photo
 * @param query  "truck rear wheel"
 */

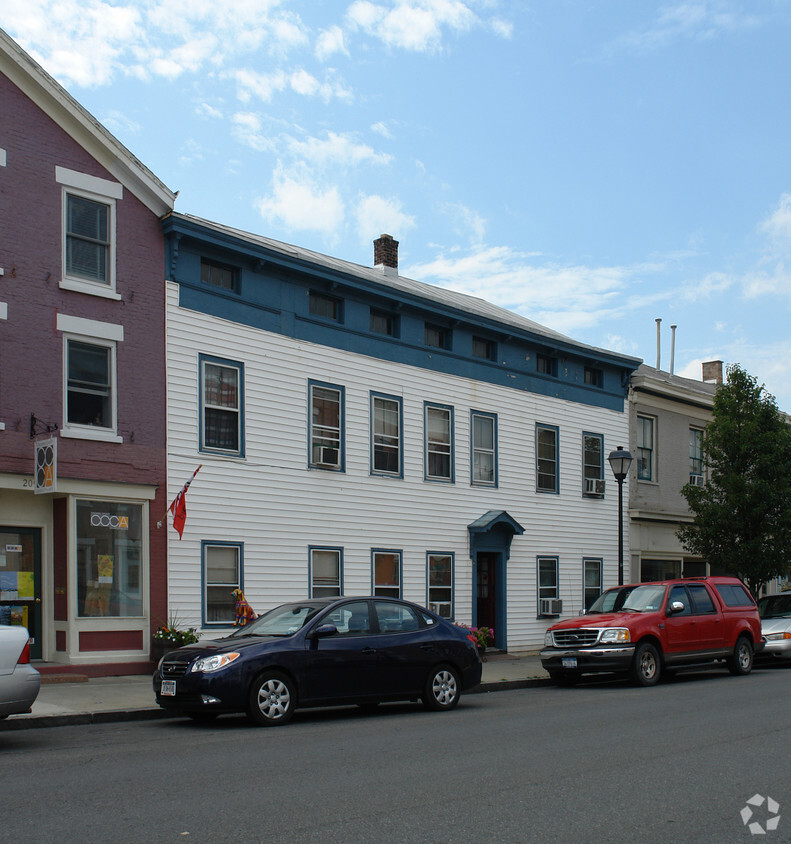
xmin=727 ymin=635 xmax=753 ymax=676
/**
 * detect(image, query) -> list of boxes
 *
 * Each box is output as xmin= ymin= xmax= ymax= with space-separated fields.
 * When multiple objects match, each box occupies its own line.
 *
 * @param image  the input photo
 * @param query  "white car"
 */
xmin=0 ymin=625 xmax=41 ymax=719
xmin=757 ymin=594 xmax=791 ymax=661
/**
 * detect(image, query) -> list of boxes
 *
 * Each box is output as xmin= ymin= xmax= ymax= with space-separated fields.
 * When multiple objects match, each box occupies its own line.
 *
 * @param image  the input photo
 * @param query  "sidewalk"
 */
xmin=0 ymin=652 xmax=550 ymax=731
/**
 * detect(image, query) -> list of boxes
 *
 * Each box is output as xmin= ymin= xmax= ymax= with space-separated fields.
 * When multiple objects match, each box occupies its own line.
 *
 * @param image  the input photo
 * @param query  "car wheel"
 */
xmin=246 ymin=671 xmax=296 ymax=726
xmin=727 ymin=635 xmax=754 ymax=676
xmin=422 ymin=664 xmax=461 ymax=711
xmin=630 ymin=641 xmax=661 ymax=686
xmin=549 ymin=671 xmax=578 ymax=687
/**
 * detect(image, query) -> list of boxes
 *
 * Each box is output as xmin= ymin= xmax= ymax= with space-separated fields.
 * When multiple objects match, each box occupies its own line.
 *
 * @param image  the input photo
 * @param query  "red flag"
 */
xmin=169 ymin=465 xmax=201 ymax=539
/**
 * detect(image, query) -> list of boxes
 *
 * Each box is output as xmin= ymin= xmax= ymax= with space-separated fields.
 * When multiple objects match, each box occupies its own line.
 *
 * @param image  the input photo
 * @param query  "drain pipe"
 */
xmin=655 ymin=318 xmax=661 ymax=369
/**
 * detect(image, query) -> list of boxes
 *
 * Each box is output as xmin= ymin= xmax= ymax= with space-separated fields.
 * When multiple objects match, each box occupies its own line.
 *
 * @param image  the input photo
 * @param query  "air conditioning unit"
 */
xmin=540 ymin=598 xmax=563 ymax=617
xmin=585 ymin=478 xmax=606 ymax=495
xmin=689 ymin=474 xmax=705 ymax=487
xmin=317 ymin=447 xmax=339 ymax=466
xmin=429 ymin=601 xmax=452 ymax=618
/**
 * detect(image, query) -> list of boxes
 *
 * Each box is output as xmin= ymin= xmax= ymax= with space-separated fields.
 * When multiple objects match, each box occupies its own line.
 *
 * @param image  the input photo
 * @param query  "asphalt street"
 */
xmin=2 ymin=664 xmax=789 ymax=844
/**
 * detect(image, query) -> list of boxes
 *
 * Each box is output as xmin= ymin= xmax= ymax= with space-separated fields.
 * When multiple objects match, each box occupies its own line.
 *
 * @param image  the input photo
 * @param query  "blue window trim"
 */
xmin=201 ymin=540 xmax=243 ymax=628
xmin=424 ymin=402 xmax=455 ymax=483
xmin=583 ymin=557 xmax=603 ymax=611
xmin=308 ymin=545 xmax=344 ymax=597
xmin=307 ymin=379 xmax=345 ymax=472
xmin=370 ymin=307 xmax=400 ymax=338
xmin=582 ymin=431 xmax=604 ymax=496
xmin=536 ymin=423 xmax=559 ymax=495
xmin=198 ymin=353 xmax=245 ymax=458
xmin=308 ymin=289 xmax=343 ymax=323
xmin=370 ymin=391 xmax=404 ymax=478
xmin=371 ymin=548 xmax=403 ymax=597
xmin=426 ymin=551 xmax=455 ymax=621
xmin=472 ymin=335 xmax=497 ymax=361
xmin=470 ymin=410 xmax=498 ymax=488
xmin=537 ymin=555 xmax=559 ymax=616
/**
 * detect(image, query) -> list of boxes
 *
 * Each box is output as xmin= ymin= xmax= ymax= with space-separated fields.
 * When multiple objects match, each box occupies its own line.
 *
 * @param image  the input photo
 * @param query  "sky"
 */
xmin=4 ymin=1 xmax=791 ymax=409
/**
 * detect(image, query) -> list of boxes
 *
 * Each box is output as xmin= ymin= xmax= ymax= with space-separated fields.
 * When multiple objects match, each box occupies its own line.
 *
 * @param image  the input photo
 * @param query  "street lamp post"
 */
xmin=608 ymin=446 xmax=633 ymax=585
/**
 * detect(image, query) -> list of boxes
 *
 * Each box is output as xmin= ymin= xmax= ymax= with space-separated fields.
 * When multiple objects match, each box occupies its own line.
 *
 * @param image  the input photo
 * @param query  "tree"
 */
xmin=677 ymin=364 xmax=791 ymax=596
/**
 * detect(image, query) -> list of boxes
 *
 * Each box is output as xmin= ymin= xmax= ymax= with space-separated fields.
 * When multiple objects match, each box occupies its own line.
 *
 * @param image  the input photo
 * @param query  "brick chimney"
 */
xmin=374 ymin=234 xmax=398 ymax=271
xmin=702 ymin=360 xmax=723 ymax=384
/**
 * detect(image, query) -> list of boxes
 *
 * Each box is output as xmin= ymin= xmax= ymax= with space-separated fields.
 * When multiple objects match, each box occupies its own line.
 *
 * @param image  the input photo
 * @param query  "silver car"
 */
xmin=757 ymin=594 xmax=791 ymax=661
xmin=0 ymin=624 xmax=41 ymax=719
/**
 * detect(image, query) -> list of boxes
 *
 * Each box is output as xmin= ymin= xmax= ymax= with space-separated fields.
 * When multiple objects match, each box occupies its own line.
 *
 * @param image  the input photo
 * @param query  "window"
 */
xmin=715 ymin=583 xmax=755 ymax=608
xmin=66 ymin=339 xmax=114 ymax=430
xmin=583 ymin=558 xmax=602 ymax=610
xmin=427 ymin=553 xmax=454 ymax=618
xmin=584 ymin=367 xmax=603 ymax=388
xmin=582 ymin=433 xmax=604 ymax=496
xmin=425 ymin=403 xmax=453 ymax=481
xmin=688 ymin=584 xmax=716 ymax=614
xmin=471 ymin=411 xmax=497 ymax=486
xmin=203 ymin=542 xmax=241 ymax=625
xmin=375 ymin=601 xmax=421 ymax=633
xmin=371 ymin=394 xmax=402 ymax=476
xmin=309 ymin=382 xmax=343 ymax=470
xmin=370 ymin=309 xmax=397 ymax=337
xmin=309 ymin=291 xmax=341 ymax=321
xmin=200 ymin=355 xmax=244 ymax=456
xmin=323 ymin=600 xmax=370 ymax=635
xmin=373 ymin=550 xmax=401 ymax=598
xmin=425 ymin=323 xmax=450 ymax=350
xmin=76 ymin=499 xmax=143 ymax=618
xmin=201 ymin=259 xmax=238 ymax=292
xmin=472 ymin=336 xmax=496 ymax=361
xmin=538 ymin=557 xmax=559 ymax=612
xmin=57 ymin=167 xmax=122 ymax=298
xmin=310 ymin=547 xmax=342 ymax=597
xmin=637 ymin=415 xmax=655 ymax=481
xmin=690 ymin=428 xmax=704 ymax=478
xmin=536 ymin=424 xmax=559 ymax=493
xmin=537 ymin=354 xmax=557 ymax=376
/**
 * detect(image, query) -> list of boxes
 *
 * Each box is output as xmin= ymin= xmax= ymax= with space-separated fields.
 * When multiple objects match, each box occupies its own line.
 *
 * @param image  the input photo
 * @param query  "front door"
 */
xmin=0 ymin=528 xmax=43 ymax=659
xmin=476 ymin=553 xmax=497 ymax=633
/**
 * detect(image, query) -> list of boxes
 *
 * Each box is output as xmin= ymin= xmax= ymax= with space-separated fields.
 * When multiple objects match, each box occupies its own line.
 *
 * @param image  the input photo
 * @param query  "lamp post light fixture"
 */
xmin=608 ymin=446 xmax=633 ymax=586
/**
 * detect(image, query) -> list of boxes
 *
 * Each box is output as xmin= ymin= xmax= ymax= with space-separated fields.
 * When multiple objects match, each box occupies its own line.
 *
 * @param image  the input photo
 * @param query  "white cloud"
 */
xmin=316 ymin=25 xmax=349 ymax=60
xmin=196 ymin=102 xmax=224 ymax=119
xmin=440 ymin=201 xmax=487 ymax=244
xmin=257 ymin=166 xmax=345 ymax=235
xmin=371 ymin=121 xmax=394 ymax=139
xmin=759 ymin=193 xmax=791 ymax=252
xmin=355 ymin=195 xmax=417 ymax=242
xmin=230 ymin=67 xmax=352 ymax=103
xmin=231 ymin=112 xmax=274 ymax=152
xmin=287 ymin=131 xmax=392 ymax=169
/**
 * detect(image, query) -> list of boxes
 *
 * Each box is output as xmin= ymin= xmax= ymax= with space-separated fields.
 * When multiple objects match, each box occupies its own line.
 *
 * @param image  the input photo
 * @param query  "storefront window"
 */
xmin=77 ymin=500 xmax=143 ymax=617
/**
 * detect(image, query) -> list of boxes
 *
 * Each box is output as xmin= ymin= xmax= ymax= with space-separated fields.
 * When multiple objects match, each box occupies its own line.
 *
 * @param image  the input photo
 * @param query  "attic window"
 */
xmin=201 ymin=259 xmax=239 ymax=293
xmin=537 ymin=354 xmax=557 ymax=377
xmin=584 ymin=366 xmax=603 ymax=388
xmin=309 ymin=291 xmax=342 ymax=321
xmin=425 ymin=323 xmax=451 ymax=350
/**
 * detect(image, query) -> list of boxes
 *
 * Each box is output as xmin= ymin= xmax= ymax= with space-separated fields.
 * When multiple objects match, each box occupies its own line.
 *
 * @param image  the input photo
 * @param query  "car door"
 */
xmin=663 ymin=585 xmax=701 ymax=657
xmin=303 ymin=600 xmax=380 ymax=703
xmin=686 ymin=584 xmax=725 ymax=653
xmin=371 ymin=600 xmax=436 ymax=696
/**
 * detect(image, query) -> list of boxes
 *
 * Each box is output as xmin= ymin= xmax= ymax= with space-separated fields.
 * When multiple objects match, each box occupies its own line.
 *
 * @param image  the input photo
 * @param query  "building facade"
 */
xmin=0 ymin=31 xmax=175 ymax=671
xmin=163 ymin=214 xmax=641 ymax=650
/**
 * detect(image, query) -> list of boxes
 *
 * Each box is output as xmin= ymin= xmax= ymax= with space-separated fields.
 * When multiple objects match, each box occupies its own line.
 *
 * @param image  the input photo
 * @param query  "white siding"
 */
xmin=166 ymin=283 xmax=629 ymax=650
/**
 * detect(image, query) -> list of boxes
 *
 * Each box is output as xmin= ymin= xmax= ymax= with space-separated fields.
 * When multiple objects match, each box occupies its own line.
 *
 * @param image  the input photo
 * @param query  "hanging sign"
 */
xmin=34 ymin=437 xmax=57 ymax=494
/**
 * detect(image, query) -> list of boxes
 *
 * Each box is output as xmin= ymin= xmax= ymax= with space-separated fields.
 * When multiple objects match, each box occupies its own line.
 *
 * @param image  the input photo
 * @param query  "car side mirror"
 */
xmin=667 ymin=601 xmax=685 ymax=615
xmin=311 ymin=623 xmax=338 ymax=638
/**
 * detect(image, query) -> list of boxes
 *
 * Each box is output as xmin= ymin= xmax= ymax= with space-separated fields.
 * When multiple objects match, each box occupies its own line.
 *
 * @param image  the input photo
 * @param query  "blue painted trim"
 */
xmin=308 ymin=545 xmax=344 ymax=597
xmin=583 ymin=557 xmax=604 ymax=611
xmin=200 ymin=540 xmax=244 ymax=628
xmin=370 ymin=391 xmax=404 ymax=478
xmin=582 ymin=431 xmax=605 ymax=496
xmin=423 ymin=402 xmax=455 ymax=484
xmin=198 ymin=353 xmax=245 ymax=458
xmin=537 ymin=555 xmax=559 ymax=617
xmin=470 ymin=410 xmax=498 ymax=488
xmin=426 ymin=551 xmax=455 ymax=621
xmin=370 ymin=548 xmax=403 ymax=597
xmin=535 ymin=422 xmax=559 ymax=495
xmin=307 ymin=379 xmax=346 ymax=472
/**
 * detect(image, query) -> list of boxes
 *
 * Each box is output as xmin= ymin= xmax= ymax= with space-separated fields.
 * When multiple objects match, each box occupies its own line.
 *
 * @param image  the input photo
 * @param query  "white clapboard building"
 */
xmin=162 ymin=212 xmax=641 ymax=651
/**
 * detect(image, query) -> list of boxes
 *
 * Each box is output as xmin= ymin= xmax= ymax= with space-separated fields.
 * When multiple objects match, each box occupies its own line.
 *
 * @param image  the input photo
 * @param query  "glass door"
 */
xmin=0 ymin=528 xmax=43 ymax=659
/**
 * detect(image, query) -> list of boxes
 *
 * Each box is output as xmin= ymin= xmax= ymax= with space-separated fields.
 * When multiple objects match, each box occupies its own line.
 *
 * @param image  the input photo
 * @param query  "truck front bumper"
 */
xmin=540 ymin=645 xmax=636 ymax=674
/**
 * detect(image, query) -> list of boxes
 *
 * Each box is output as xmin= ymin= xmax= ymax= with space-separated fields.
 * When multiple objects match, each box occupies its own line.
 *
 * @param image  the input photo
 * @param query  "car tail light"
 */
xmin=17 ymin=640 xmax=31 ymax=665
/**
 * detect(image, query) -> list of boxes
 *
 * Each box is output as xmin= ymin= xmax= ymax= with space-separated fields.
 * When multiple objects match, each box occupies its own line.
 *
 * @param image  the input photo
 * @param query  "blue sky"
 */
xmin=5 ymin=1 xmax=791 ymax=408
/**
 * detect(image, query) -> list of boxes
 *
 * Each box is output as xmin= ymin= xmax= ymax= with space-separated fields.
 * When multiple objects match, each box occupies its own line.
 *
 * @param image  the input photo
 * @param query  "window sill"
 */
xmin=60 ymin=278 xmax=121 ymax=300
xmin=61 ymin=426 xmax=123 ymax=443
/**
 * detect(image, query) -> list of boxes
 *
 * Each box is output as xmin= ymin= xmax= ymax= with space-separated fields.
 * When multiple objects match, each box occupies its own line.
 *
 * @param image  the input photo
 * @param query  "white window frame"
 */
xmin=425 ymin=403 xmax=453 ymax=482
xmin=371 ymin=393 xmax=403 ymax=477
xmin=427 ymin=552 xmax=454 ymax=619
xmin=689 ymin=427 xmax=704 ymax=478
xmin=471 ymin=410 xmax=497 ymax=487
xmin=372 ymin=549 xmax=402 ymax=598
xmin=56 ymin=167 xmax=122 ymax=300
xmin=536 ymin=424 xmax=559 ymax=494
xmin=538 ymin=556 xmax=559 ymax=614
xmin=310 ymin=547 xmax=343 ymax=597
xmin=199 ymin=355 xmax=244 ymax=457
xmin=309 ymin=381 xmax=343 ymax=470
xmin=202 ymin=541 xmax=242 ymax=627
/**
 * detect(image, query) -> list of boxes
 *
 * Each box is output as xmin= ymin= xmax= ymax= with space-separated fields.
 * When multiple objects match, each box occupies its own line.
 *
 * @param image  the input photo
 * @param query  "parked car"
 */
xmin=757 ymin=593 xmax=791 ymax=661
xmin=0 ymin=624 xmax=41 ymax=719
xmin=540 ymin=576 xmax=763 ymax=687
xmin=153 ymin=596 xmax=482 ymax=726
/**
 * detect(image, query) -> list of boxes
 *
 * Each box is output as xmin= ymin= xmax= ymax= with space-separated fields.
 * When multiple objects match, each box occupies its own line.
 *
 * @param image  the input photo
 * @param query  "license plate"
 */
xmin=561 ymin=657 xmax=577 ymax=669
xmin=161 ymin=680 xmax=176 ymax=696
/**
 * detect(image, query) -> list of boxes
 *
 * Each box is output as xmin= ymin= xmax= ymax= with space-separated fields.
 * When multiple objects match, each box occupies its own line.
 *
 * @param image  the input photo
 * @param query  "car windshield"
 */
xmin=619 ymin=584 xmax=667 ymax=612
xmin=228 ymin=602 xmax=326 ymax=638
xmin=587 ymin=587 xmax=638 ymax=614
xmin=757 ymin=595 xmax=791 ymax=619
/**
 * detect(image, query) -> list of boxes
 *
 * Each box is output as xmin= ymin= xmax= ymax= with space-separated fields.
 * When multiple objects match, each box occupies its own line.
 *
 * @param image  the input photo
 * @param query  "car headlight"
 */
xmin=765 ymin=632 xmax=791 ymax=641
xmin=600 ymin=628 xmax=631 ymax=643
xmin=544 ymin=630 xmax=554 ymax=647
xmin=190 ymin=652 xmax=241 ymax=673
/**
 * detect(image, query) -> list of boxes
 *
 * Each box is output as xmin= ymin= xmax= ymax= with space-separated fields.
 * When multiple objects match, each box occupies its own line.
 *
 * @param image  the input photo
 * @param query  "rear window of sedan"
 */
xmin=715 ymin=583 xmax=755 ymax=607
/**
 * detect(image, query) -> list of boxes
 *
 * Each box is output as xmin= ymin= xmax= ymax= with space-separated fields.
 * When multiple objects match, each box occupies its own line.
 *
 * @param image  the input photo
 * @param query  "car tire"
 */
xmin=549 ymin=671 xmax=578 ymax=687
xmin=246 ymin=670 xmax=296 ymax=726
xmin=630 ymin=641 xmax=661 ymax=686
xmin=727 ymin=635 xmax=754 ymax=676
xmin=422 ymin=664 xmax=461 ymax=711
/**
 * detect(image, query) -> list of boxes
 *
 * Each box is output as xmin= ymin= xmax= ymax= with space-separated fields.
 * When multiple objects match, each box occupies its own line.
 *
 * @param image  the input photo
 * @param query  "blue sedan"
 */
xmin=153 ymin=597 xmax=482 ymax=726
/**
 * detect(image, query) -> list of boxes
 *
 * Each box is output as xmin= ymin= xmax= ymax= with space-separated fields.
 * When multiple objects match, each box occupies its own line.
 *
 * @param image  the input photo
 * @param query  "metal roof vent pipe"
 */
xmin=670 ymin=324 xmax=677 ymax=375
xmin=655 ymin=318 xmax=661 ymax=369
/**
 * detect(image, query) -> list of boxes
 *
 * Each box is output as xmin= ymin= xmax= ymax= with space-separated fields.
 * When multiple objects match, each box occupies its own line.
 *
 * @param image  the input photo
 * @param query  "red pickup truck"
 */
xmin=540 ymin=576 xmax=763 ymax=686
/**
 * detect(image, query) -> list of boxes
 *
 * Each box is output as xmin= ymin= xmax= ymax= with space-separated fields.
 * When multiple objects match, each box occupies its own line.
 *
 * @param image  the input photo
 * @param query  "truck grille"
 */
xmin=161 ymin=657 xmax=191 ymax=678
xmin=551 ymin=629 xmax=601 ymax=647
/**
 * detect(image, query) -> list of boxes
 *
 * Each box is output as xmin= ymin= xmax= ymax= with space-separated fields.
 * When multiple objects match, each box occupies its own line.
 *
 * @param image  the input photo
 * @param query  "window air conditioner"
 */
xmin=317 ymin=447 xmax=339 ymax=466
xmin=584 ymin=478 xmax=606 ymax=495
xmin=689 ymin=474 xmax=704 ymax=487
xmin=429 ymin=601 xmax=452 ymax=618
xmin=540 ymin=598 xmax=563 ymax=616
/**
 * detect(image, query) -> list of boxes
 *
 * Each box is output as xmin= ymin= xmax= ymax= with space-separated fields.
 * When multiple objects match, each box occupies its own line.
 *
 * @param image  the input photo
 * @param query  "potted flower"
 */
xmin=456 ymin=624 xmax=495 ymax=659
xmin=151 ymin=614 xmax=200 ymax=663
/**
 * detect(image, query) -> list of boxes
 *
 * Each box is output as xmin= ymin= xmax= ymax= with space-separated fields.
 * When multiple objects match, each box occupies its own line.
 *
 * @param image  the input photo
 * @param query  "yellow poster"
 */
xmin=17 ymin=571 xmax=34 ymax=598
xmin=97 ymin=555 xmax=114 ymax=584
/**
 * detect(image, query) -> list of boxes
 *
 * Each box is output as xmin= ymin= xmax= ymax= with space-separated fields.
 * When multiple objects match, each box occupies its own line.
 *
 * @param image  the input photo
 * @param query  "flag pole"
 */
xmin=157 ymin=465 xmax=202 ymax=528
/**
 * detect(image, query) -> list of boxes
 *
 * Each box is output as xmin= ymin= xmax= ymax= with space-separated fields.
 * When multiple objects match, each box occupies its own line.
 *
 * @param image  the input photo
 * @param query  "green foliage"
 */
xmin=153 ymin=611 xmax=200 ymax=645
xmin=677 ymin=365 xmax=791 ymax=596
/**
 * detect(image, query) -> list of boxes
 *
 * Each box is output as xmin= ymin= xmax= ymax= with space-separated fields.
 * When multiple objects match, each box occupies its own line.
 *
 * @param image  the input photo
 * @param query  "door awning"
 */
xmin=468 ymin=510 xmax=524 ymax=559
xmin=468 ymin=510 xmax=525 ymax=537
